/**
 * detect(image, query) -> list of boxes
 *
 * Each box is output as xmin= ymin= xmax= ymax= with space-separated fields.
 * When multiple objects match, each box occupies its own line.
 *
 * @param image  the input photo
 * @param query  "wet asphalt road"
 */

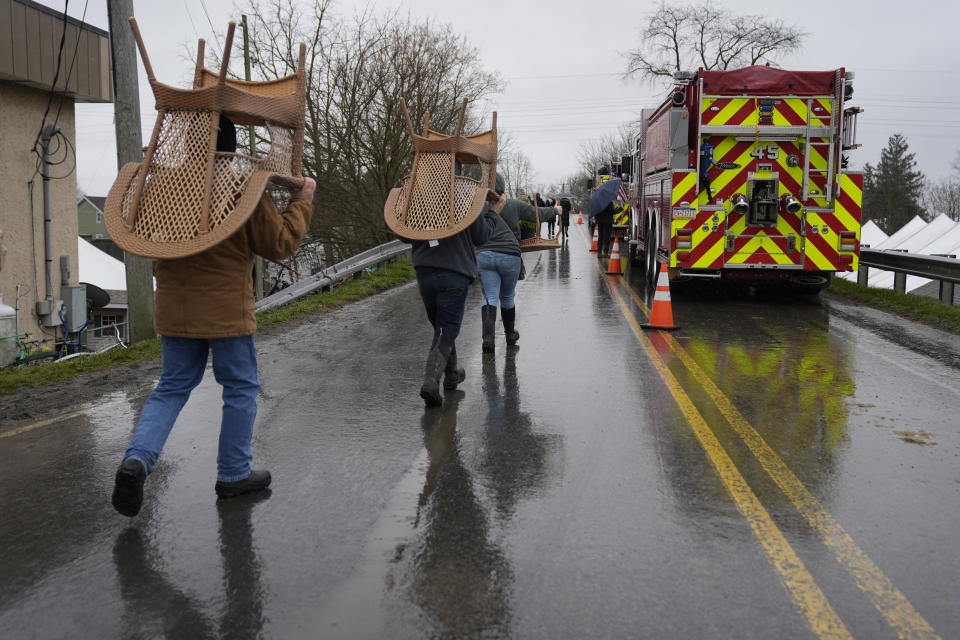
xmin=1 ymin=225 xmax=958 ymax=639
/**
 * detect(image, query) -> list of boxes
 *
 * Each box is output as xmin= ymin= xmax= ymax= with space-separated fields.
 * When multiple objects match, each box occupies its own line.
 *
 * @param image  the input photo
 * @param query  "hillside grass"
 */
xmin=827 ymin=276 xmax=960 ymax=334
xmin=0 ymin=260 xmax=415 ymax=395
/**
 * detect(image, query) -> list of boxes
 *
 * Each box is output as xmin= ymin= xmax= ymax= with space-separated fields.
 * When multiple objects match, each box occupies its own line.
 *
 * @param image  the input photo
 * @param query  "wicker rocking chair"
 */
xmin=520 ymin=202 xmax=561 ymax=252
xmin=384 ymin=98 xmax=499 ymax=241
xmin=104 ymin=18 xmax=307 ymax=259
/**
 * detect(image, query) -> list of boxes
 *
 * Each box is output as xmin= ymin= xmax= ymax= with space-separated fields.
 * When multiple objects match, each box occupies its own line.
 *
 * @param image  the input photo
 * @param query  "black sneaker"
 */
xmin=112 ymin=458 xmax=146 ymax=517
xmin=215 ymin=470 xmax=272 ymax=499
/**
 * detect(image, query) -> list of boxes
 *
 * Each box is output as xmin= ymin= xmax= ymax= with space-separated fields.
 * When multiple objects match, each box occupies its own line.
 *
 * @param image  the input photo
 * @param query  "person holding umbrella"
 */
xmin=590 ymin=177 xmax=622 ymax=258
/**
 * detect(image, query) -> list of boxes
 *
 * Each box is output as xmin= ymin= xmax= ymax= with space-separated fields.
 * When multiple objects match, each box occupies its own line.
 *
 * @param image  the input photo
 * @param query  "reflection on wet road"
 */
xmin=0 ymin=226 xmax=958 ymax=638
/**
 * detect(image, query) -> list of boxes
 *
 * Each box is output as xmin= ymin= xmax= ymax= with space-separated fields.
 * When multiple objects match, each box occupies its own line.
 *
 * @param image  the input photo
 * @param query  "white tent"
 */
xmin=869 ymin=215 xmax=958 ymax=289
xmin=860 ymin=220 xmax=888 ymax=248
xmin=77 ymin=237 xmax=155 ymax=291
xmin=870 ymin=215 xmax=928 ymax=250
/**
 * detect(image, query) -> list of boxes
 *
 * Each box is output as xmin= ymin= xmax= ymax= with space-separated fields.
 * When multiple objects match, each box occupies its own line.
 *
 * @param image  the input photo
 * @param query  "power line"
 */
xmin=197 ymin=0 xmax=223 ymax=58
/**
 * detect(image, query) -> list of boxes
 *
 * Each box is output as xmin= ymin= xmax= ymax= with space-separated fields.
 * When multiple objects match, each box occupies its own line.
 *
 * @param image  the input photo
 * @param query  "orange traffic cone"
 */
xmin=577 ymin=212 xmax=583 ymax=224
xmin=606 ymin=238 xmax=623 ymax=275
xmin=590 ymin=227 xmax=599 ymax=252
xmin=642 ymin=262 xmax=679 ymax=330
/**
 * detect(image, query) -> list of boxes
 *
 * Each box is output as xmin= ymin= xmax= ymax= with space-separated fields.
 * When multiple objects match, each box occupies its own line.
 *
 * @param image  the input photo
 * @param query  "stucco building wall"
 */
xmin=0 ymin=82 xmax=79 ymax=346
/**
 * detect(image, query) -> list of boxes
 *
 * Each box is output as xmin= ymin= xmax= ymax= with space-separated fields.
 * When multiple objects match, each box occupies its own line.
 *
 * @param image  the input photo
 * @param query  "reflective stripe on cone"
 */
xmin=641 ymin=262 xmax=679 ymax=330
xmin=606 ymin=238 xmax=623 ymax=275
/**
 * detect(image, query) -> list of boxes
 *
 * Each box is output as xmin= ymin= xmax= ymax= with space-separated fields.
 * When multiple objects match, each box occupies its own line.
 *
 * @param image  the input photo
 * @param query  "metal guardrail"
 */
xmin=857 ymin=248 xmax=960 ymax=304
xmin=255 ymin=239 xmax=411 ymax=313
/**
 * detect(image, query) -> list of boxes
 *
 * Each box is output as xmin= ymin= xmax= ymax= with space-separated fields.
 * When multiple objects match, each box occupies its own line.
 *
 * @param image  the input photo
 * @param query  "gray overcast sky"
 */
xmin=65 ymin=0 xmax=960 ymax=198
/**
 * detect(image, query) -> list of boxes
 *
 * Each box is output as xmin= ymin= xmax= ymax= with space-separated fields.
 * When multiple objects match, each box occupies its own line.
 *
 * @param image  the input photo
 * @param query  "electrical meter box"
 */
xmin=61 ymin=285 xmax=88 ymax=332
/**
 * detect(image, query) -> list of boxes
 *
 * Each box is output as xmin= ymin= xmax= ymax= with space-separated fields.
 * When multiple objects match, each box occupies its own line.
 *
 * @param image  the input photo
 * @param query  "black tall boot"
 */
xmin=420 ymin=332 xmax=455 ymax=406
xmin=481 ymin=305 xmax=497 ymax=353
xmin=502 ymin=306 xmax=519 ymax=346
xmin=443 ymin=345 xmax=466 ymax=390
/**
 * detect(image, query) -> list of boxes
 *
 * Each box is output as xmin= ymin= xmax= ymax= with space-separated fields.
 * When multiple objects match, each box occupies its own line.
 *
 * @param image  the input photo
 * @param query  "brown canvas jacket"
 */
xmin=152 ymin=194 xmax=313 ymax=338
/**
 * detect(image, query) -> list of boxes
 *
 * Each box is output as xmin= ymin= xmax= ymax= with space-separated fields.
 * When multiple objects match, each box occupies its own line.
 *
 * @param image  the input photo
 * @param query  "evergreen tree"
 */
xmin=862 ymin=134 xmax=926 ymax=233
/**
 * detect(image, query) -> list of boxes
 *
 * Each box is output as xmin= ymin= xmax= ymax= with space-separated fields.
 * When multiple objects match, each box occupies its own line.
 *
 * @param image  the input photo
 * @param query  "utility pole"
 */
xmin=108 ymin=0 xmax=154 ymax=343
xmin=242 ymin=14 xmax=265 ymax=300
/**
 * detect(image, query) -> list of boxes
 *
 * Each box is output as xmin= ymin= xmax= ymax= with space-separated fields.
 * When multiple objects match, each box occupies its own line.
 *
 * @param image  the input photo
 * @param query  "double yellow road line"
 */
xmin=582 ymin=232 xmax=938 ymax=639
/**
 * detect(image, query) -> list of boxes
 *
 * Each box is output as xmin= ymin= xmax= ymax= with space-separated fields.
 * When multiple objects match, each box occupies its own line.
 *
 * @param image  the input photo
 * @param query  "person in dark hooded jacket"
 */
xmin=402 ymin=187 xmax=498 ymax=406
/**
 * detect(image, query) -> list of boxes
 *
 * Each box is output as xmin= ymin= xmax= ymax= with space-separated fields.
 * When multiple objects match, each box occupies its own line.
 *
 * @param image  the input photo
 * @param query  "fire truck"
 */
xmin=627 ymin=65 xmax=863 ymax=292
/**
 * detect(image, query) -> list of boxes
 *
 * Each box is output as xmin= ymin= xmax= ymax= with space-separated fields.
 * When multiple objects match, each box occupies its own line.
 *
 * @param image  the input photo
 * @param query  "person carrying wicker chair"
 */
xmin=477 ymin=173 xmax=538 ymax=352
xmin=111 ymin=118 xmax=315 ymax=516
xmin=402 ymin=188 xmax=498 ymax=406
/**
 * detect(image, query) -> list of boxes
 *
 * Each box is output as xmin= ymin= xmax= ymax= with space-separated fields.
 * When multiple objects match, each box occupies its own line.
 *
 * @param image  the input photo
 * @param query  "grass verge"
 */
xmin=0 ymin=260 xmax=415 ymax=395
xmin=827 ymin=276 xmax=960 ymax=334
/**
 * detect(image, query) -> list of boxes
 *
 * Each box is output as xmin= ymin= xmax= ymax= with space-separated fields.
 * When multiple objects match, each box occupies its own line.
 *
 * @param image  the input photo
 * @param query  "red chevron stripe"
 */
xmin=714 ymin=171 xmax=748 ymax=202
xmin=742 ymin=246 xmax=778 ymax=265
xmin=715 ymin=140 xmax=754 ymax=165
xmin=726 ymin=101 xmax=757 ymax=126
xmin=688 ymin=230 xmax=725 ymax=264
xmin=804 ymin=231 xmax=838 ymax=270
xmin=702 ymin=98 xmax=732 ymax=124
xmin=682 ymin=211 xmax=713 ymax=230
xmin=731 ymin=236 xmax=786 ymax=252
xmin=835 ymin=189 xmax=861 ymax=222
xmin=776 ymin=102 xmax=806 ymax=126
xmin=779 ymin=214 xmax=804 ymax=237
xmin=818 ymin=211 xmax=845 ymax=234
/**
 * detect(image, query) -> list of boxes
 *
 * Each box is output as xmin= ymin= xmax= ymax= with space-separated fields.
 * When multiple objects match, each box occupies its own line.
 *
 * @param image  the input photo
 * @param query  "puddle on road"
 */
xmin=298 ymin=448 xmax=430 ymax=639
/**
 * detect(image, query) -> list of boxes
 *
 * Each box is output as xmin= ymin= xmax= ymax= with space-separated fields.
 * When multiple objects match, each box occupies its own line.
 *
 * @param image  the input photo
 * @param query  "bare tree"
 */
xmin=923 ymin=177 xmax=960 ymax=221
xmin=575 ymin=125 xmax=637 ymax=178
xmin=238 ymin=0 xmax=503 ymax=260
xmin=624 ymin=1 xmax=806 ymax=85
xmin=923 ymin=152 xmax=960 ymax=221
xmin=497 ymin=130 xmax=533 ymax=198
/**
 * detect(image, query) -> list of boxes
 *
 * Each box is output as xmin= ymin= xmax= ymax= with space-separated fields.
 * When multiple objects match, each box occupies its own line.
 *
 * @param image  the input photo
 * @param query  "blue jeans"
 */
xmin=123 ymin=335 xmax=260 ymax=482
xmin=416 ymin=269 xmax=470 ymax=339
xmin=477 ymin=250 xmax=521 ymax=309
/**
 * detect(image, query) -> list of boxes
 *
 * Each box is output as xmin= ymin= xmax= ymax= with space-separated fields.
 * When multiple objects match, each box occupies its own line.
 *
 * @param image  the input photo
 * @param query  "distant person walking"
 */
xmin=559 ymin=198 xmax=572 ymax=242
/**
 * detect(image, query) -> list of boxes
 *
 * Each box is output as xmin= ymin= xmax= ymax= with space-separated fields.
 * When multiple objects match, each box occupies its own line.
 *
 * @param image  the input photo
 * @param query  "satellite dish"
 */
xmin=81 ymin=282 xmax=111 ymax=309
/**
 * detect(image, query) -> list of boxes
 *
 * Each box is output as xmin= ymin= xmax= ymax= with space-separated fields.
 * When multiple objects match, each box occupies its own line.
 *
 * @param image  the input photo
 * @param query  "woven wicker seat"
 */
xmin=104 ymin=18 xmax=307 ymax=259
xmin=520 ymin=203 xmax=561 ymax=252
xmin=384 ymin=99 xmax=499 ymax=241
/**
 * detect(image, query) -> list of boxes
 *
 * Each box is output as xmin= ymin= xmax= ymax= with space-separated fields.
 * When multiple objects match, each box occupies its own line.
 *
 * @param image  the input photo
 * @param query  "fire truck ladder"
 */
xmin=801 ymin=97 xmax=836 ymax=203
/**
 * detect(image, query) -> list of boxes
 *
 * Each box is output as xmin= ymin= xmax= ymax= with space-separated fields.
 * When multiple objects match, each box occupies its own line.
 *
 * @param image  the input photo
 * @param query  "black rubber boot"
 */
xmin=481 ymin=305 xmax=497 ymax=353
xmin=420 ymin=333 xmax=454 ymax=406
xmin=502 ymin=306 xmax=519 ymax=346
xmin=443 ymin=345 xmax=466 ymax=390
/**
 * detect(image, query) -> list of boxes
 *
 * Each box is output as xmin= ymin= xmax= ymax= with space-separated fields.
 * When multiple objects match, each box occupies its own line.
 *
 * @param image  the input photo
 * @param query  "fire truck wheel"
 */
xmin=645 ymin=218 xmax=660 ymax=288
xmin=790 ymin=272 xmax=832 ymax=293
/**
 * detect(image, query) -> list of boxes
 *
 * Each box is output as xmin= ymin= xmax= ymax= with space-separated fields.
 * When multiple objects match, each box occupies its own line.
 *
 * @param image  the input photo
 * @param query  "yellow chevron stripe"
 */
xmin=726 ymin=235 xmax=795 ymax=265
xmin=802 ymin=214 xmax=833 ymax=270
xmin=839 ymin=174 xmax=862 ymax=204
xmin=674 ymin=173 xmax=697 ymax=206
xmin=712 ymin=97 xmax=753 ymax=125
xmin=691 ymin=236 xmax=725 ymax=268
xmin=782 ymin=98 xmax=809 ymax=124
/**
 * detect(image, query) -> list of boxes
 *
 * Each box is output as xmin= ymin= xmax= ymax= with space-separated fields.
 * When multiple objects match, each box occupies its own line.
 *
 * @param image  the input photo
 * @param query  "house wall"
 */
xmin=0 ymin=82 xmax=79 ymax=346
xmin=78 ymin=198 xmax=107 ymax=239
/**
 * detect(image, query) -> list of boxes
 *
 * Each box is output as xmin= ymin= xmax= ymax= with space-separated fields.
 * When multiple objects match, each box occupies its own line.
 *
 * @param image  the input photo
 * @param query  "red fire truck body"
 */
xmin=628 ymin=66 xmax=863 ymax=290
